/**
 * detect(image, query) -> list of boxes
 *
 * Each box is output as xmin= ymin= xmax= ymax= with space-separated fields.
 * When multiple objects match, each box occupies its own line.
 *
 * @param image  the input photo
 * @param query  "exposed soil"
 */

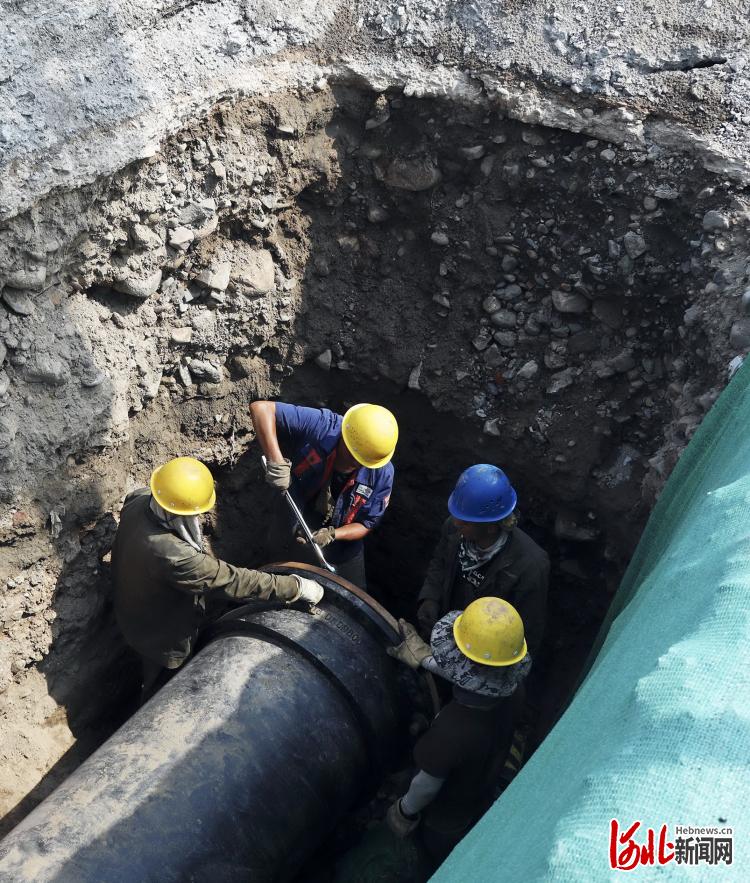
xmin=3 ymin=82 xmax=750 ymax=833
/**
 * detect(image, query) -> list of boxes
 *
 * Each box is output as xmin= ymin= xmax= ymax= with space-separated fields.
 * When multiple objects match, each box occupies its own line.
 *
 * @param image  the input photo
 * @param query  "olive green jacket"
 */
xmin=418 ymin=518 xmax=550 ymax=658
xmin=112 ymin=488 xmax=298 ymax=667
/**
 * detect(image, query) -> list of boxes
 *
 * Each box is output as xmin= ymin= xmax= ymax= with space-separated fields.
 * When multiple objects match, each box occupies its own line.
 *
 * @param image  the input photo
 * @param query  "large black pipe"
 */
xmin=0 ymin=566 xmax=426 ymax=883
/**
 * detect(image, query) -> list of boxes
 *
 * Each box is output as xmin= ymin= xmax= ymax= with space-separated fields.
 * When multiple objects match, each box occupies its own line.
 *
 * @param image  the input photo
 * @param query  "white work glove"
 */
xmin=291 ymin=576 xmax=324 ymax=605
xmin=386 ymin=799 xmax=420 ymax=838
xmin=265 ymin=458 xmax=291 ymax=491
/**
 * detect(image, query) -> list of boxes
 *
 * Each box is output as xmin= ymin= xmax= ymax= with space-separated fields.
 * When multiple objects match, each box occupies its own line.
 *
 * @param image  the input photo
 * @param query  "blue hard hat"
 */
xmin=448 ymin=464 xmax=518 ymax=523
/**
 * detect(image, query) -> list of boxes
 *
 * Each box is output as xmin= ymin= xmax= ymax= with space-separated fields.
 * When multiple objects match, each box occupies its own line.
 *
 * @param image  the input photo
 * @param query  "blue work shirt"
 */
xmin=275 ymin=403 xmax=394 ymax=531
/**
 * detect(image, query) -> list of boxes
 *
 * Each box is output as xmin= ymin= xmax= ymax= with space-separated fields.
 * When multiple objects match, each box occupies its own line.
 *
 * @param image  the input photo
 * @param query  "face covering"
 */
xmin=458 ymin=531 xmax=509 ymax=573
xmin=149 ymin=496 xmax=204 ymax=553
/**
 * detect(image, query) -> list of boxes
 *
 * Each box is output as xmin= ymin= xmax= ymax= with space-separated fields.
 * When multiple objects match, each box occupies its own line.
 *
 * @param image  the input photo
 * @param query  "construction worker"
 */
xmin=111 ymin=456 xmax=323 ymax=697
xmin=416 ymin=464 xmax=549 ymax=657
xmin=249 ymin=400 xmax=398 ymax=588
xmin=386 ymin=597 xmax=531 ymax=865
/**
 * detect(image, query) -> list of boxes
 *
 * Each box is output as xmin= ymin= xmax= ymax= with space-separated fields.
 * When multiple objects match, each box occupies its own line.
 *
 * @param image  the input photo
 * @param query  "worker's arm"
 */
xmin=314 ymin=463 xmax=391 ymax=546
xmin=303 ymin=523 xmax=371 ymax=551
xmin=386 ymin=632 xmax=459 ymax=687
xmin=330 ymin=523 xmax=369 ymax=542
xmin=356 ymin=463 xmax=393 ymax=535
xmin=510 ymin=555 xmax=550 ymax=659
xmin=415 ymin=518 xmax=454 ymax=633
xmin=249 ymin=400 xmax=285 ymax=463
xmin=163 ymin=545 xmax=318 ymax=603
xmin=309 ymin=465 xmax=390 ymax=546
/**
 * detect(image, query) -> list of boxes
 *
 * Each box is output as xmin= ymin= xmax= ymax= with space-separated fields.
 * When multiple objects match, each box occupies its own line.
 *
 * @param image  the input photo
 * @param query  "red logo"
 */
xmin=609 ymin=820 xmax=675 ymax=870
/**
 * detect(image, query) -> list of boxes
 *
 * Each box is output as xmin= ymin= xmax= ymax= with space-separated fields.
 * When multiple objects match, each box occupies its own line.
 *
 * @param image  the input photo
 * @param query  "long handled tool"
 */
xmin=262 ymin=455 xmax=337 ymax=574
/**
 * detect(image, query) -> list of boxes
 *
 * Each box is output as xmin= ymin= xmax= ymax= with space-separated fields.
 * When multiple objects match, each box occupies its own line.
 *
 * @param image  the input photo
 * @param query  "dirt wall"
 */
xmin=2 ymin=82 xmax=750 ymax=829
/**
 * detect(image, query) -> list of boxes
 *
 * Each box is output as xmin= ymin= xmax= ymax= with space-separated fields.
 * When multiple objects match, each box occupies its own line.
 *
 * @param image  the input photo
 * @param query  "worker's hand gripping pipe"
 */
xmin=261 ymin=455 xmax=337 ymax=574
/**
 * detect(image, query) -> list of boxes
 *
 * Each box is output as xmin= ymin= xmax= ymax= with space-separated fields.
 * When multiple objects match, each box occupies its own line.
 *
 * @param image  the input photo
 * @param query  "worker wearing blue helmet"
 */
xmin=416 ymin=464 xmax=550 ymax=657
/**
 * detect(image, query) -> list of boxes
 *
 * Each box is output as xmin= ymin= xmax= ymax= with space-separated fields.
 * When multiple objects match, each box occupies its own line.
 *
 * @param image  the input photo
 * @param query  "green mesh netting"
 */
xmin=432 ymin=359 xmax=750 ymax=881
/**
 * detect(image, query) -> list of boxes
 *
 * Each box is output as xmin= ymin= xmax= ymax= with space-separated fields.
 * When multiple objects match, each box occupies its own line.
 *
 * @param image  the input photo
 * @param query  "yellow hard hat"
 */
xmin=453 ymin=597 xmax=527 ymax=667
xmin=150 ymin=457 xmax=216 ymax=515
xmin=341 ymin=404 xmax=398 ymax=469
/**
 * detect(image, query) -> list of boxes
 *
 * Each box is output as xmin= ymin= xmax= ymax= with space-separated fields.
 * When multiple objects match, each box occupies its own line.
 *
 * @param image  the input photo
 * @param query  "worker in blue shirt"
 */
xmin=250 ymin=400 xmax=398 ymax=588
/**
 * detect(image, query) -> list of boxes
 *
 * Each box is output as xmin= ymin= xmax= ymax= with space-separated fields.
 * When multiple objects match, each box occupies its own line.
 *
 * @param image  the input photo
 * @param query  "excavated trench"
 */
xmin=1 ymin=82 xmax=746 ymax=843
xmin=209 ymin=370 xmax=617 ymax=740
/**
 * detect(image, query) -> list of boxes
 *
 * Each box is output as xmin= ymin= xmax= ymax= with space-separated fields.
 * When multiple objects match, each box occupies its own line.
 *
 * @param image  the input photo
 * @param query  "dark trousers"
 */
xmin=139 ymin=643 xmax=189 ymax=705
xmin=330 ymin=550 xmax=367 ymax=589
xmin=266 ymin=496 xmax=367 ymax=589
xmin=140 ymin=658 xmax=174 ymax=705
xmin=419 ymin=823 xmax=465 ymax=869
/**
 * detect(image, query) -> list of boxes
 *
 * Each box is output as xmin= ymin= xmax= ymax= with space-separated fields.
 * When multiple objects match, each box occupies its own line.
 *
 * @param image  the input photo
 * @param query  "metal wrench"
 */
xmin=261 ymin=455 xmax=337 ymax=573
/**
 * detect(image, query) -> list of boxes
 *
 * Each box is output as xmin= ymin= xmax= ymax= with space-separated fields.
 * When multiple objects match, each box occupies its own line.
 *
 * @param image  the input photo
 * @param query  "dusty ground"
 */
xmin=3 ymin=0 xmax=750 ymax=222
xmin=2 ymin=71 xmax=750 ymax=832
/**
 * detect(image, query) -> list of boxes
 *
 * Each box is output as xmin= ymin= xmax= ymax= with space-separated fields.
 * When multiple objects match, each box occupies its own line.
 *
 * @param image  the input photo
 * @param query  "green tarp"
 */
xmin=433 ymin=359 xmax=750 ymax=881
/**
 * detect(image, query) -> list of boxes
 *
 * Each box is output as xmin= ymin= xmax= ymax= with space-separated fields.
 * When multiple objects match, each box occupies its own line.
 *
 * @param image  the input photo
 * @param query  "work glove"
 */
xmin=296 ymin=526 xmax=336 ymax=548
xmin=264 ymin=458 xmax=292 ymax=491
xmin=416 ymin=599 xmax=439 ymax=638
xmin=272 ymin=575 xmax=304 ymax=603
xmin=386 ymin=798 xmax=420 ymax=838
xmin=291 ymin=576 xmax=324 ymax=605
xmin=386 ymin=619 xmax=431 ymax=670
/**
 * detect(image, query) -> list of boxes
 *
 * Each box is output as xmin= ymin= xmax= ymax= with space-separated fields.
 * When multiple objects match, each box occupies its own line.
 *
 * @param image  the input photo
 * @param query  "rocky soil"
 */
xmin=2 ymin=0 xmax=750 ymax=834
